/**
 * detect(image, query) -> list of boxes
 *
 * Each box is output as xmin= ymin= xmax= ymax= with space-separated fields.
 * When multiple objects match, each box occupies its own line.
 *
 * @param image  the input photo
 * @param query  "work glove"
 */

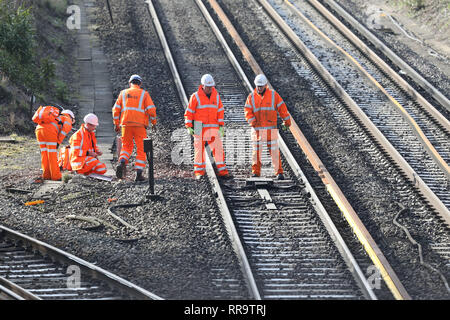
xmin=281 ymin=124 xmax=289 ymax=132
xmin=151 ymin=124 xmax=157 ymax=133
xmin=114 ymin=125 xmax=120 ymax=133
xmin=219 ymin=126 xmax=224 ymax=137
xmin=187 ymin=127 xmax=195 ymax=136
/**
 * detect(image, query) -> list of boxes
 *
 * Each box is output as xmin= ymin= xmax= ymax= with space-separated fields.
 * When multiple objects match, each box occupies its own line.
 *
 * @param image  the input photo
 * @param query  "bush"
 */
xmin=0 ymin=0 xmax=39 ymax=90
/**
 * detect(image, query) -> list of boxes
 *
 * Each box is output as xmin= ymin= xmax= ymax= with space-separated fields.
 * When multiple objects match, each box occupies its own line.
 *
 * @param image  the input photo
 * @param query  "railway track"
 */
xmin=144 ymin=0 xmax=408 ymax=300
xmin=0 ymin=225 xmax=162 ymax=300
xmin=265 ymin=0 xmax=450 ymax=210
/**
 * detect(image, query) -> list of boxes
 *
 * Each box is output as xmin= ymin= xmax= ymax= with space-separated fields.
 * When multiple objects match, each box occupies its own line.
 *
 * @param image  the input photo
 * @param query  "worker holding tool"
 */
xmin=184 ymin=74 xmax=230 ymax=180
xmin=69 ymin=113 xmax=106 ymax=176
xmin=244 ymin=74 xmax=291 ymax=180
xmin=112 ymin=75 xmax=157 ymax=181
xmin=33 ymin=106 xmax=75 ymax=181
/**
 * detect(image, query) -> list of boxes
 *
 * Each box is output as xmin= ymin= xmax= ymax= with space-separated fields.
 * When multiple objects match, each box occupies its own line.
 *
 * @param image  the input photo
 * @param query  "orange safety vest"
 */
xmin=244 ymin=88 xmax=291 ymax=130
xmin=184 ymin=86 xmax=224 ymax=129
xmin=112 ymin=84 xmax=156 ymax=127
xmin=69 ymin=124 xmax=99 ymax=171
xmin=36 ymin=113 xmax=73 ymax=145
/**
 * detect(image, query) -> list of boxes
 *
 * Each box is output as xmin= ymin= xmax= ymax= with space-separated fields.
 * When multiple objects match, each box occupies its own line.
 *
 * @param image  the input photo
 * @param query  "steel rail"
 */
xmin=317 ymin=0 xmax=450 ymax=114
xmin=0 ymin=225 xmax=163 ymax=300
xmin=205 ymin=0 xmax=410 ymax=300
xmin=196 ymin=0 xmax=377 ymax=300
xmin=284 ymin=0 xmax=450 ymax=180
xmin=145 ymin=0 xmax=261 ymax=300
xmin=256 ymin=0 xmax=450 ymax=226
xmin=0 ymin=276 xmax=41 ymax=300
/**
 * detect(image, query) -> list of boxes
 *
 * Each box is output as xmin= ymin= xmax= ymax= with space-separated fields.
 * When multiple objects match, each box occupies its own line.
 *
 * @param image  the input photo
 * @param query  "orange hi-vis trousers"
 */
xmin=251 ymin=128 xmax=283 ymax=176
xmin=119 ymin=126 xmax=147 ymax=171
xmin=194 ymin=128 xmax=228 ymax=176
xmin=76 ymin=156 xmax=107 ymax=175
xmin=36 ymin=126 xmax=61 ymax=181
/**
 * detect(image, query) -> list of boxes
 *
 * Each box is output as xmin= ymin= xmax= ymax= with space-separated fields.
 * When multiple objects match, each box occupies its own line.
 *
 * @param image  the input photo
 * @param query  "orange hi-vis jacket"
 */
xmin=112 ymin=84 xmax=156 ymax=127
xmin=184 ymin=86 xmax=224 ymax=129
xmin=69 ymin=124 xmax=100 ymax=171
xmin=36 ymin=113 xmax=73 ymax=145
xmin=244 ymin=88 xmax=291 ymax=130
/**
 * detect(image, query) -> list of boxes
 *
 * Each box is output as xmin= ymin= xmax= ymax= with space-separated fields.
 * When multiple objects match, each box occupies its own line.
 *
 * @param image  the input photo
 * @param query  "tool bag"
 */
xmin=32 ymin=106 xmax=61 ymax=125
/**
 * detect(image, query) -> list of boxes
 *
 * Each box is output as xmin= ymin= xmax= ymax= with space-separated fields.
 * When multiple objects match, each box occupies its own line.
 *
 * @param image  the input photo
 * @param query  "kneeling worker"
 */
xmin=69 ymin=113 xmax=106 ymax=176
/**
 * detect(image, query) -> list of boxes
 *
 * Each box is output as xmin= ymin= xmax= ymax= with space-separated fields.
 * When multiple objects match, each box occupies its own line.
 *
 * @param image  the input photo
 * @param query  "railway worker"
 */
xmin=244 ymin=74 xmax=291 ymax=180
xmin=184 ymin=74 xmax=230 ymax=180
xmin=34 ymin=108 xmax=75 ymax=181
xmin=112 ymin=74 xmax=157 ymax=182
xmin=69 ymin=113 xmax=107 ymax=176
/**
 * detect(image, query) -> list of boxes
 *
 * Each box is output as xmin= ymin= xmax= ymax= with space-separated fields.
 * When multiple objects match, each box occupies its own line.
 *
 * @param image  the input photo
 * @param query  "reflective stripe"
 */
xmin=122 ymin=91 xmax=126 ymax=109
xmin=47 ymin=149 xmax=57 ymax=153
xmin=113 ymin=116 xmax=120 ymax=120
xmin=217 ymin=166 xmax=227 ymax=172
xmin=113 ymin=104 xmax=121 ymax=110
xmin=194 ymin=162 xmax=205 ymax=165
xmin=149 ymin=116 xmax=156 ymax=120
xmin=123 ymin=106 xmax=145 ymax=113
xmin=194 ymin=168 xmax=205 ymax=172
xmin=138 ymin=90 xmax=146 ymax=111
xmin=96 ymin=167 xmax=106 ymax=172
xmin=86 ymin=157 xmax=96 ymax=165
xmin=121 ymin=150 xmax=131 ymax=157
xmin=217 ymin=107 xmax=224 ymax=112
xmin=51 ymin=122 xmax=59 ymax=131
xmin=186 ymin=108 xmax=195 ymax=113
xmin=46 ymin=142 xmax=58 ymax=146
xmin=203 ymin=124 xmax=219 ymax=128
xmin=277 ymin=101 xmax=284 ymax=108
xmin=145 ymin=105 xmax=155 ymax=112
xmin=253 ymin=106 xmax=275 ymax=112
xmin=40 ymin=148 xmax=48 ymax=152
xmin=196 ymin=104 xmax=218 ymax=109
xmin=251 ymin=93 xmax=256 ymax=112
xmin=271 ymin=91 xmax=275 ymax=110
xmin=135 ymin=159 xmax=146 ymax=165
xmin=247 ymin=117 xmax=255 ymax=123
xmin=72 ymin=146 xmax=81 ymax=150
xmin=72 ymin=162 xmax=82 ymax=167
xmin=215 ymin=161 xmax=225 ymax=165
xmin=282 ymin=115 xmax=290 ymax=121
xmin=186 ymin=119 xmax=193 ymax=123
xmin=244 ymin=104 xmax=252 ymax=109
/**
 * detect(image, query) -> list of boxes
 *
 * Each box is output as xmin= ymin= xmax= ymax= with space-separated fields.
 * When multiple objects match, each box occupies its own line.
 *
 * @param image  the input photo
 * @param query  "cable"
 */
xmin=393 ymin=203 xmax=450 ymax=293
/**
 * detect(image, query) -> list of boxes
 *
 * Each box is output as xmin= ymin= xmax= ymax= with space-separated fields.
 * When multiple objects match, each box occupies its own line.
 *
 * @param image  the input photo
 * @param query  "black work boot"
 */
xmin=276 ymin=173 xmax=285 ymax=180
xmin=116 ymin=161 xmax=126 ymax=179
xmin=135 ymin=170 xmax=146 ymax=182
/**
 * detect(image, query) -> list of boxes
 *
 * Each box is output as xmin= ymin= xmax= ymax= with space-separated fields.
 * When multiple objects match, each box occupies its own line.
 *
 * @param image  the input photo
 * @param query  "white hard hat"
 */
xmin=129 ymin=74 xmax=142 ymax=83
xmin=84 ymin=113 xmax=99 ymax=126
xmin=61 ymin=109 xmax=75 ymax=119
xmin=201 ymin=74 xmax=215 ymax=87
xmin=254 ymin=74 xmax=268 ymax=86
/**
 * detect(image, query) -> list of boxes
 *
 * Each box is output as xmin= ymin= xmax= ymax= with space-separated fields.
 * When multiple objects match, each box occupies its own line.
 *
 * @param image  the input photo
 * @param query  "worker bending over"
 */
xmin=113 ymin=74 xmax=157 ymax=181
xmin=244 ymin=74 xmax=291 ymax=180
xmin=69 ymin=113 xmax=106 ymax=176
xmin=185 ymin=74 xmax=229 ymax=179
xmin=33 ymin=107 xmax=75 ymax=181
